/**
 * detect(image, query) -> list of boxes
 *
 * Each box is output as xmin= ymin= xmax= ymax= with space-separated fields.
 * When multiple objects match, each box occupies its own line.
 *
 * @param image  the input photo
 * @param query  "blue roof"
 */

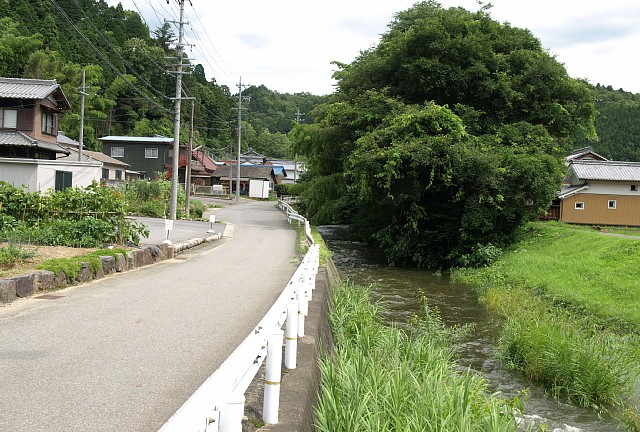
xmin=272 ymin=166 xmax=285 ymax=175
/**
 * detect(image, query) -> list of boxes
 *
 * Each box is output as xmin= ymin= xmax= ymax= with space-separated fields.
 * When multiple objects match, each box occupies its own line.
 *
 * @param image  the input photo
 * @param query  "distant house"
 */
xmin=268 ymin=159 xmax=305 ymax=184
xmin=565 ymin=146 xmax=608 ymax=164
xmin=213 ymin=164 xmax=276 ymax=198
xmin=98 ymin=135 xmax=174 ymax=179
xmin=57 ymin=132 xmax=130 ymax=185
xmin=240 ymin=149 xmax=268 ymax=165
xmin=0 ymin=77 xmax=102 ymax=191
xmin=558 ymin=160 xmax=640 ymax=226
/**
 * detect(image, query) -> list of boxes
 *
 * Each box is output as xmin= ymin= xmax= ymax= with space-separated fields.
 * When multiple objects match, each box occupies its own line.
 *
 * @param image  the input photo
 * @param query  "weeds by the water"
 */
xmin=453 ymin=222 xmax=640 ymax=429
xmin=315 ymin=282 xmax=520 ymax=432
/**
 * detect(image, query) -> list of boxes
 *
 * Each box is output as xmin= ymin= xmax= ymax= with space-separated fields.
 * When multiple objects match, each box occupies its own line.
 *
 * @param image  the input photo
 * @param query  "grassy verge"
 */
xmin=315 ymin=282 xmax=520 ymax=432
xmin=453 ymin=222 xmax=640 ymax=429
xmin=37 ymin=248 xmax=129 ymax=281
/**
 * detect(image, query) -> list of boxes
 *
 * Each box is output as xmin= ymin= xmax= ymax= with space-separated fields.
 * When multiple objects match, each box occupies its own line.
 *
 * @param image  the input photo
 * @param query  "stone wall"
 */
xmin=0 ymin=233 xmax=221 ymax=304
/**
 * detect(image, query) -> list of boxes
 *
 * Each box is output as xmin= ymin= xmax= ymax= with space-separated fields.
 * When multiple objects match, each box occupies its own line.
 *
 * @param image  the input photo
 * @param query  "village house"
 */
xmin=98 ymin=135 xmax=174 ymax=180
xmin=0 ymin=77 xmax=101 ymax=191
xmin=557 ymin=159 xmax=640 ymax=226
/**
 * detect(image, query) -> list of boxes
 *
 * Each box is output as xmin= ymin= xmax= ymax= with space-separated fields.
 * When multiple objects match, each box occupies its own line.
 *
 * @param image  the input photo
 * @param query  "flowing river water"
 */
xmin=317 ymin=225 xmax=621 ymax=432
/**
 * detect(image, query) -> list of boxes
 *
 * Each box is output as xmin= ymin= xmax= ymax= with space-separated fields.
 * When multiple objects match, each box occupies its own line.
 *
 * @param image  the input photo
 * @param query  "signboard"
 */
xmin=209 ymin=214 xmax=216 ymax=223
xmin=164 ymin=219 xmax=174 ymax=231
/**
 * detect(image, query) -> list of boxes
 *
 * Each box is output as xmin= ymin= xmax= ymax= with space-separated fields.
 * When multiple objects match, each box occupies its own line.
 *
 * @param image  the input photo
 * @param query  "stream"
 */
xmin=317 ymin=225 xmax=621 ymax=432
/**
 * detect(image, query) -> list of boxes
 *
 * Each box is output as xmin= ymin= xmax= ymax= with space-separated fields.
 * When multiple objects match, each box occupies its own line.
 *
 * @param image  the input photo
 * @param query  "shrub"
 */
xmin=0 ymin=244 xmax=36 ymax=269
xmin=188 ymin=199 xmax=206 ymax=219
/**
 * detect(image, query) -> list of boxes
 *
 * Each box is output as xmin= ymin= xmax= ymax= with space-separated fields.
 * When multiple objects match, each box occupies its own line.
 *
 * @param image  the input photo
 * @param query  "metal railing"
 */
xmin=158 ymin=201 xmax=319 ymax=432
xmin=278 ymin=197 xmax=313 ymax=245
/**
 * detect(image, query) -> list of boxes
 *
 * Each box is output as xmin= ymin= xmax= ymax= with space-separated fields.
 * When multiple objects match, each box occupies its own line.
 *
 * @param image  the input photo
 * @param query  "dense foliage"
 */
xmin=291 ymin=1 xmax=596 ymax=268
xmin=0 ymin=0 xmax=324 ymax=158
xmin=0 ymin=181 xmax=148 ymax=247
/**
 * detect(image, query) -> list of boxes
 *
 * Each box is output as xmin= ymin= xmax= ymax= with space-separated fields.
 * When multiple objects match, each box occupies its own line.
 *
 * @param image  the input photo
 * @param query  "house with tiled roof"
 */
xmin=558 ymin=159 xmax=640 ymax=226
xmin=0 ymin=77 xmax=103 ymax=191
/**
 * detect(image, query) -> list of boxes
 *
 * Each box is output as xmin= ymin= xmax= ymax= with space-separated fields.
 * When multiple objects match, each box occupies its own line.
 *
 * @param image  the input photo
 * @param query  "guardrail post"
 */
xmin=263 ymin=330 xmax=284 ymax=424
xmin=218 ymin=393 xmax=245 ymax=432
xmin=284 ymin=302 xmax=298 ymax=369
xmin=296 ymin=283 xmax=308 ymax=337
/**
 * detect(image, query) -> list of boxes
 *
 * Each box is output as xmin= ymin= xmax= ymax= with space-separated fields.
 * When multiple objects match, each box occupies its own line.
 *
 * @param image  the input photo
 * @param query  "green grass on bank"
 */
xmin=316 ymin=282 xmax=520 ymax=432
xmin=459 ymin=221 xmax=640 ymax=331
xmin=453 ymin=222 xmax=640 ymax=428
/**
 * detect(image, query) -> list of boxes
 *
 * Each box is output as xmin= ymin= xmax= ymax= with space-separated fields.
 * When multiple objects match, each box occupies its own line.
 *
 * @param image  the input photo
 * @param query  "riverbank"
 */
xmin=453 ymin=221 xmax=640 ymax=430
xmin=315 ymin=281 xmax=521 ymax=431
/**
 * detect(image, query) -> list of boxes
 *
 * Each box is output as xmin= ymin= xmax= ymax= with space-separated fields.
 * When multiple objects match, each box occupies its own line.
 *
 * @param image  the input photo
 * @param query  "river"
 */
xmin=317 ymin=225 xmax=621 ymax=432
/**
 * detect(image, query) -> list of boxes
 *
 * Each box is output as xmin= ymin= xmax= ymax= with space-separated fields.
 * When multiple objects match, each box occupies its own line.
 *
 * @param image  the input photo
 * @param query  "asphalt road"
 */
xmin=0 ymin=199 xmax=297 ymax=432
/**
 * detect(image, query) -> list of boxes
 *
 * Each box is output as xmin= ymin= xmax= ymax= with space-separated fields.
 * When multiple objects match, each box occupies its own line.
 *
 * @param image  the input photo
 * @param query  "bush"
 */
xmin=188 ymin=199 xmax=206 ymax=219
xmin=0 ymin=244 xmax=36 ymax=269
xmin=457 ymin=243 xmax=503 ymax=268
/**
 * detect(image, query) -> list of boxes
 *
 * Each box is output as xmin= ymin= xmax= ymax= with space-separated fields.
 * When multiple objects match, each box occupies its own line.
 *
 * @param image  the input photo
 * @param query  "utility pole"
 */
xmin=169 ymin=0 xmax=187 ymax=220
xmin=185 ymin=99 xmax=194 ymax=217
xmin=234 ymin=77 xmax=249 ymax=202
xmin=293 ymin=108 xmax=304 ymax=183
xmin=78 ymin=68 xmax=87 ymax=161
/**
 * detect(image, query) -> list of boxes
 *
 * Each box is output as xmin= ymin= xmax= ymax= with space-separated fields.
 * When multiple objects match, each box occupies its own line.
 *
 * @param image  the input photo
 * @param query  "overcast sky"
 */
xmin=109 ymin=0 xmax=640 ymax=95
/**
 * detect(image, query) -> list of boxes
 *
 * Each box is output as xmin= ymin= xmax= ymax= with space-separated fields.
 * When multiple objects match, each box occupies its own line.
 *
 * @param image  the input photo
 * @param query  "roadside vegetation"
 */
xmin=0 ymin=181 xmax=147 ymax=248
xmin=453 ymin=222 xmax=640 ymax=430
xmin=124 ymin=179 xmax=206 ymax=219
xmin=316 ymin=282 xmax=520 ymax=431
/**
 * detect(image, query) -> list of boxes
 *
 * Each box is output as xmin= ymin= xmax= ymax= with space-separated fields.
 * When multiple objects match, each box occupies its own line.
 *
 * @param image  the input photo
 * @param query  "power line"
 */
xmin=48 ymin=0 xmax=170 ymax=113
xmin=67 ymin=0 xmax=171 ymax=102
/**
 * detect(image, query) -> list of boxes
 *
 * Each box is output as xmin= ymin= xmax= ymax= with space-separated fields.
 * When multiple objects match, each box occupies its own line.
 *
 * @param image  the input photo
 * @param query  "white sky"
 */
xmin=109 ymin=0 xmax=640 ymax=95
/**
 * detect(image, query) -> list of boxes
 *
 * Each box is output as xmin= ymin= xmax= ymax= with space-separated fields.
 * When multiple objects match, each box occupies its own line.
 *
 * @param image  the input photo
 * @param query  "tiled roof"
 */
xmin=0 ymin=77 xmax=70 ymax=109
xmin=98 ymin=135 xmax=174 ymax=143
xmin=570 ymin=160 xmax=640 ymax=181
xmin=0 ymin=131 xmax=70 ymax=155
xmin=213 ymin=165 xmax=274 ymax=180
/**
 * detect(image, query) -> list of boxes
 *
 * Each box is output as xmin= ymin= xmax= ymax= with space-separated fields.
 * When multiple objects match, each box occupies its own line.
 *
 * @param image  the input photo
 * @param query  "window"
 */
xmin=608 ymin=200 xmax=617 ymax=209
xmin=575 ymin=202 xmax=584 ymax=210
xmin=101 ymin=168 xmax=109 ymax=179
xmin=145 ymin=147 xmax=158 ymax=158
xmin=41 ymin=111 xmax=55 ymax=135
xmin=55 ymin=171 xmax=72 ymax=191
xmin=632 ymin=185 xmax=637 ymax=192
xmin=0 ymin=108 xmax=17 ymax=128
xmin=115 ymin=170 xmax=122 ymax=180
xmin=111 ymin=147 xmax=124 ymax=157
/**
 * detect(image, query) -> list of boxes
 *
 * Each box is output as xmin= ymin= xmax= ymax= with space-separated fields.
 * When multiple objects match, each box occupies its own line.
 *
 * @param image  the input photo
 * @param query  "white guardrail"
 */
xmin=158 ymin=199 xmax=319 ymax=432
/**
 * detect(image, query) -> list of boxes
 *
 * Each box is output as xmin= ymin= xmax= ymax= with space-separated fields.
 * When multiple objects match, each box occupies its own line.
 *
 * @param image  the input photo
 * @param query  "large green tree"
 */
xmin=292 ymin=1 xmax=595 ymax=268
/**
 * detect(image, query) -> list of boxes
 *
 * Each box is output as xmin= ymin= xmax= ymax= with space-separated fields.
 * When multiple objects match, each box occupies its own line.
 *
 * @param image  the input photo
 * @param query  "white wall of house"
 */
xmin=0 ymin=158 xmax=101 ymax=192
xmin=584 ymin=181 xmax=640 ymax=196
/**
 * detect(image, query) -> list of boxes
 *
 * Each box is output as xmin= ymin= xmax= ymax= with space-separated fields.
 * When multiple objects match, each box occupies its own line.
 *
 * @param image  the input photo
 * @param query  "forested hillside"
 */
xmin=574 ymin=84 xmax=640 ymax=161
xmin=0 ymin=0 xmax=324 ymax=158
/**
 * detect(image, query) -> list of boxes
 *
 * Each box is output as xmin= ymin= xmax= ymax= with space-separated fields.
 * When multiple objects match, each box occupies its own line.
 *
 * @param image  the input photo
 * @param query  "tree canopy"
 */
xmin=292 ymin=1 xmax=596 ymax=268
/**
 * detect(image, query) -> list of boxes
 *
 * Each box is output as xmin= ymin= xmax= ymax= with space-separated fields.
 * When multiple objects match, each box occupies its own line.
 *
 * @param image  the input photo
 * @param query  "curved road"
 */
xmin=0 ymin=200 xmax=297 ymax=432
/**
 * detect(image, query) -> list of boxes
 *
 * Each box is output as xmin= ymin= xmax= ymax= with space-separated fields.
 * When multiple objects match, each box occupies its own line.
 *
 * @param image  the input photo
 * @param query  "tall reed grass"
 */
xmin=315 ymin=282 xmax=519 ymax=432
